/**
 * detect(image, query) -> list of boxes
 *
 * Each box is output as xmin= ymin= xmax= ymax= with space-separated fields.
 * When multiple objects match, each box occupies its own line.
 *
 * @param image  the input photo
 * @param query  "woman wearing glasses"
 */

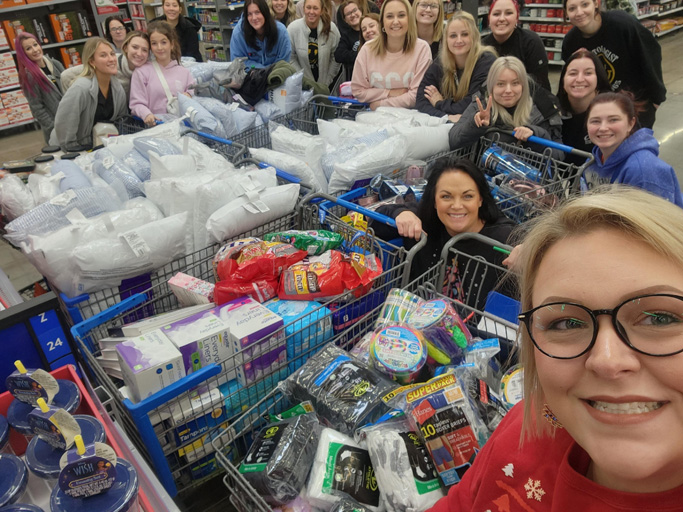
xmin=335 ymin=0 xmax=365 ymax=80
xmin=414 ymin=0 xmax=443 ymax=59
xmin=104 ymin=16 xmax=129 ymax=53
xmin=427 ymin=186 xmax=683 ymax=511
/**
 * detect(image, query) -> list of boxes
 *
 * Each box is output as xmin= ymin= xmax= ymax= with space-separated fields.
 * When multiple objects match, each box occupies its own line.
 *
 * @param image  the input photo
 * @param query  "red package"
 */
xmin=214 ymin=278 xmax=278 ymax=305
xmin=278 ymin=250 xmax=346 ymax=300
xmin=213 ymin=238 xmax=261 ymax=280
xmin=342 ymin=252 xmax=383 ymax=297
xmin=215 ymin=241 xmax=307 ymax=283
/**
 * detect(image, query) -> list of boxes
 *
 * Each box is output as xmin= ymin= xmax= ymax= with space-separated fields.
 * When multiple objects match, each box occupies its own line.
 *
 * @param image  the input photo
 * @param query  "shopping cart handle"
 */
xmin=70 ymin=292 xmax=149 ymax=340
xmin=304 ymin=192 xmax=397 ymax=228
xmin=306 ymin=94 xmax=368 ymax=106
xmin=493 ymin=129 xmax=594 ymax=161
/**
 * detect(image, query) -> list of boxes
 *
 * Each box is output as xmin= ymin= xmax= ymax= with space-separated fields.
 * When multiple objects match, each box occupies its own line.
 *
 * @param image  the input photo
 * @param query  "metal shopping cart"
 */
xmin=68 ymin=197 xmax=423 ymax=499
xmin=210 ymin=234 xmax=519 ymax=512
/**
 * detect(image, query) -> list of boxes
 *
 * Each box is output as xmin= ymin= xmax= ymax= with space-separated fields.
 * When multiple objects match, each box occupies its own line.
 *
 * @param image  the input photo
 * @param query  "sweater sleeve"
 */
xmin=59 ymin=65 xmax=83 ymax=92
xmin=275 ymin=24 xmax=293 ymax=64
xmin=287 ymin=24 xmax=304 ymax=71
xmin=522 ymin=29 xmax=551 ymax=91
xmin=183 ymin=19 xmax=203 ymax=62
xmin=53 ymin=82 xmax=89 ymax=148
xmin=324 ymin=25 xmax=342 ymax=85
xmin=24 ymin=73 xmax=57 ymax=135
xmin=230 ymin=28 xmax=261 ymax=69
xmin=350 ymin=45 xmax=390 ymax=103
xmin=416 ymin=60 xmax=446 ymax=117
xmin=378 ymin=41 xmax=432 ymax=108
xmin=128 ymin=68 xmax=152 ymax=119
xmin=448 ymin=98 xmax=488 ymax=149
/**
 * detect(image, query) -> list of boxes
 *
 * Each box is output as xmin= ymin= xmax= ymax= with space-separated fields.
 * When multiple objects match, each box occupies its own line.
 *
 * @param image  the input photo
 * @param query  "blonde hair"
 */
xmin=267 ymin=0 xmax=297 ymax=25
xmin=486 ymin=56 xmax=532 ymax=127
xmin=440 ymin=12 xmax=497 ymax=102
xmin=415 ymin=0 xmax=443 ymax=43
xmin=517 ymin=186 xmax=683 ymax=439
xmin=368 ymin=0 xmax=417 ymax=56
xmin=80 ymin=38 xmax=115 ymax=78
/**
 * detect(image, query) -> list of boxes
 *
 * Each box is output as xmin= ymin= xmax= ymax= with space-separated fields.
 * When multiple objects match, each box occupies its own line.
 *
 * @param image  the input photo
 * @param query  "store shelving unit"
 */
xmin=518 ymin=2 xmax=569 ymax=66
xmin=651 ymin=0 xmax=683 ymax=37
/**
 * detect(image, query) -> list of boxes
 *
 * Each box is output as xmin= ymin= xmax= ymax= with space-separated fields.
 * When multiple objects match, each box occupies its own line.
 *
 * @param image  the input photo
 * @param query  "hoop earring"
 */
xmin=382 ymin=27 xmax=386 ymax=32
xmin=543 ymin=404 xmax=563 ymax=429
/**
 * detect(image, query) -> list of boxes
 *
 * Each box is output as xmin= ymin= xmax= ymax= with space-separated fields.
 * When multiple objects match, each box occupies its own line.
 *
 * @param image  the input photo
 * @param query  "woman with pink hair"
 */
xmin=15 ymin=32 xmax=65 ymax=143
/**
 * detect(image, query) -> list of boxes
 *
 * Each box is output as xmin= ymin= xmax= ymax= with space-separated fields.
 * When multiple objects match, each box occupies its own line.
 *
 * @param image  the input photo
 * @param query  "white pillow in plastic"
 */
xmin=149 ymin=151 xmax=197 ymax=180
xmin=321 ymin=129 xmax=390 ymax=181
xmin=181 ymin=136 xmax=236 ymax=174
xmin=122 ymin=149 xmax=152 ymax=181
xmin=254 ymin=99 xmax=283 ymax=124
xmin=300 ymin=88 xmax=313 ymax=108
xmin=188 ymin=62 xmax=215 ymax=83
xmin=51 ymin=160 xmax=91 ymax=192
xmin=0 ymin=174 xmax=35 ymax=221
xmin=93 ymin=158 xmax=145 ymax=201
xmin=192 ymin=165 xmax=277 ymax=250
xmin=249 ymin=147 xmax=324 ymax=192
xmin=123 ymin=197 xmax=165 ymax=222
xmin=361 ymin=106 xmax=448 ymax=127
xmin=232 ymin=105 xmax=260 ymax=134
xmin=387 ymin=123 xmax=451 ymax=160
xmin=71 ymin=212 xmax=189 ymax=296
xmin=27 ymin=173 xmax=61 ymax=206
xmin=206 ymin=184 xmax=300 ymax=243
xmin=269 ymin=71 xmax=303 ymax=114
xmin=133 ymin=137 xmax=182 ymax=159
xmin=178 ymin=94 xmax=226 ymax=138
xmin=331 ymin=118 xmax=387 ymax=138
xmin=101 ymin=138 xmax=135 ymax=159
xmin=193 ymin=96 xmax=239 ymax=139
xmin=269 ymin=123 xmax=326 ymax=189
xmin=328 ymin=135 xmax=408 ymax=195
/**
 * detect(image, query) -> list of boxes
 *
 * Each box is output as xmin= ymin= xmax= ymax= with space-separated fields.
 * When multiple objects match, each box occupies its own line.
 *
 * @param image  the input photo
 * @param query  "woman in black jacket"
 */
xmin=154 ymin=0 xmax=203 ymax=61
xmin=417 ymin=12 xmax=496 ymax=122
xmin=335 ymin=0 xmax=364 ymax=80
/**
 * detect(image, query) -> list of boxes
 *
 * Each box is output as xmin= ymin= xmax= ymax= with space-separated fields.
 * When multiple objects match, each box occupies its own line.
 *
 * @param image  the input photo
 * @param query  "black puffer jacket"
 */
xmin=153 ymin=14 xmax=203 ymax=62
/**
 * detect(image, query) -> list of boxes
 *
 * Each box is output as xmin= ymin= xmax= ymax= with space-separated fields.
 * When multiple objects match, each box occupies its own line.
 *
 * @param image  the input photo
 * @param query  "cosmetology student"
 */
xmin=448 ymin=56 xmax=562 ymax=155
xmin=129 ymin=21 xmax=195 ymax=126
xmin=375 ymin=157 xmax=516 ymax=310
xmin=15 ymin=33 xmax=65 ymax=143
xmin=561 ymin=0 xmax=665 ymax=128
xmin=482 ymin=0 xmax=550 ymax=91
xmin=153 ymin=0 xmax=203 ymax=61
xmin=60 ymin=31 xmax=150 ymax=97
xmin=351 ymin=0 xmax=432 ymax=109
xmin=288 ymin=0 xmax=342 ymax=87
xmin=557 ymin=48 xmax=610 ymax=165
xmin=416 ymin=12 xmax=497 ymax=122
xmin=414 ymin=0 xmax=443 ymax=59
xmin=230 ymin=0 xmax=292 ymax=68
xmin=104 ymin=16 xmax=129 ymax=53
xmin=582 ymin=92 xmax=682 ymax=207
xmin=427 ymin=186 xmax=683 ymax=511
xmin=268 ymin=0 xmax=298 ymax=26
xmin=50 ymin=38 xmax=128 ymax=149
xmin=334 ymin=0 xmax=365 ymax=80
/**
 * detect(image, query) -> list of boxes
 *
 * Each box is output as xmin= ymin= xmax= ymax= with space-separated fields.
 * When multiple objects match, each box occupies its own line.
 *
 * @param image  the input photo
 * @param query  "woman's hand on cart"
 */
xmin=143 ymin=114 xmax=158 ymax=126
xmin=424 ymin=85 xmax=444 ymax=107
xmin=512 ymin=126 xmax=533 ymax=141
xmin=474 ymin=96 xmax=492 ymax=128
xmin=396 ymin=210 xmax=424 ymax=241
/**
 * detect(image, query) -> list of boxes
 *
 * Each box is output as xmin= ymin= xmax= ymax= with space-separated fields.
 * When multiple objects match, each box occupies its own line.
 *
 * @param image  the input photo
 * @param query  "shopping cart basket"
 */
xmin=69 ymin=198 xmax=425 ymax=498
xmin=210 ymin=242 xmax=519 ymax=511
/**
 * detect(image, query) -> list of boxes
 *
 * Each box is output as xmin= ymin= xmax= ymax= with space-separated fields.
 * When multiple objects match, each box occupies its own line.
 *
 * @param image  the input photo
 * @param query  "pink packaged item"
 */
xmin=168 ymin=272 xmax=215 ymax=306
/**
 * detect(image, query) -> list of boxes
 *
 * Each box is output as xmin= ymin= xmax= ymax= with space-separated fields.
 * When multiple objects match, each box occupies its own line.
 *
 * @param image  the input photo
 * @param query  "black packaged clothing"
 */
xmin=308 ymin=27 xmax=319 ymax=82
xmin=483 ymin=28 xmax=551 ymax=91
xmin=94 ymin=85 xmax=114 ymax=124
xmin=334 ymin=23 xmax=360 ymax=81
xmin=561 ymin=110 xmax=593 ymax=166
xmin=416 ymin=51 xmax=496 ymax=117
xmin=561 ymin=10 xmax=665 ymax=129
xmin=153 ymin=14 xmax=203 ymax=62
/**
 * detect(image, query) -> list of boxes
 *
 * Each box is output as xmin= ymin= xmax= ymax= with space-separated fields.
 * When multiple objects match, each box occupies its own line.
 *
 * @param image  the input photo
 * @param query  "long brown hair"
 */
xmin=359 ymin=13 xmax=380 ymax=46
xmin=147 ymin=20 xmax=182 ymax=63
xmin=368 ymin=0 xmax=417 ymax=56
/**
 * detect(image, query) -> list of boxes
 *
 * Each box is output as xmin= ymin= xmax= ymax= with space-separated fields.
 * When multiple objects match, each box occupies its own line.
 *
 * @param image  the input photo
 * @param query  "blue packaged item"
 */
xmin=51 ymin=160 xmax=91 ymax=192
xmin=0 ymin=504 xmax=45 ymax=511
xmin=0 ymin=454 xmax=28 ymax=507
xmin=330 ymin=289 xmax=386 ymax=334
xmin=24 ymin=416 xmax=106 ymax=480
xmin=480 ymin=144 xmax=542 ymax=182
xmin=7 ymin=380 xmax=81 ymax=436
xmin=220 ymin=372 xmax=287 ymax=419
xmin=50 ymin=458 xmax=139 ymax=512
xmin=265 ymin=299 xmax=333 ymax=373
xmin=0 ymin=414 xmax=8 ymax=451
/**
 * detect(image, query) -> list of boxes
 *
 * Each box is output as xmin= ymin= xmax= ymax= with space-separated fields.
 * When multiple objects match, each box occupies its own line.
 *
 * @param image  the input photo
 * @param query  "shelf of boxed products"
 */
xmin=10 ymin=37 xmax=89 ymax=54
xmin=0 ymin=0 xmax=84 ymax=14
xmin=656 ymin=22 xmax=683 ymax=35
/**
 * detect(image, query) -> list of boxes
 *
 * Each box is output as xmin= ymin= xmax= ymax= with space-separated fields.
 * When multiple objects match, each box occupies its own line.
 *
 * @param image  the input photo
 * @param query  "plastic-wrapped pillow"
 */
xmin=193 ymin=96 xmax=239 ymax=138
xmin=178 ymin=94 xmax=226 ymax=138
xmin=149 ymin=151 xmax=197 ymax=180
xmin=0 ymin=174 xmax=35 ymax=220
xmin=187 ymin=62 xmax=215 ymax=83
xmin=93 ymin=158 xmax=145 ymax=201
xmin=27 ymin=173 xmax=61 ymax=205
xmin=122 ymin=149 xmax=152 ymax=181
xmin=206 ymin=183 xmax=300 ymax=243
xmin=321 ymin=130 xmax=390 ymax=180
xmin=70 ymin=212 xmax=189 ymax=295
xmin=254 ymin=99 xmax=283 ymax=124
xmin=328 ymin=135 xmax=408 ymax=195
xmin=123 ymin=197 xmax=165 ymax=222
xmin=387 ymin=124 xmax=452 ymax=160
xmin=181 ymin=136 xmax=236 ymax=174
xmin=133 ymin=137 xmax=182 ymax=159
xmin=356 ymin=107 xmax=448 ymax=127
xmin=270 ymin=123 xmax=325 ymax=187
xmin=249 ymin=147 xmax=325 ymax=192
xmin=51 ymin=160 xmax=92 ymax=192
xmin=269 ymin=71 xmax=303 ymax=114
xmin=232 ymin=106 xmax=260 ymax=134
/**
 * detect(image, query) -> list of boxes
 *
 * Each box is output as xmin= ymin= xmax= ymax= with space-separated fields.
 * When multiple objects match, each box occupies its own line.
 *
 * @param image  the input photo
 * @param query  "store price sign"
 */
xmin=29 ymin=310 xmax=71 ymax=363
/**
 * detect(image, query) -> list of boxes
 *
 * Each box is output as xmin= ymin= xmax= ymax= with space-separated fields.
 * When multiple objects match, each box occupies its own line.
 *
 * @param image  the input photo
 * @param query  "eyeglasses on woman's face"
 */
xmin=418 ymin=2 xmax=439 ymax=9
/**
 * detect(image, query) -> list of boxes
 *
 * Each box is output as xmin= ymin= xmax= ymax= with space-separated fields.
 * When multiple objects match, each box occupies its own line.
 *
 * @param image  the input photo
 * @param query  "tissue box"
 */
xmin=222 ymin=297 xmax=286 ymax=386
xmin=169 ymin=387 xmax=227 ymax=451
xmin=161 ymin=303 xmax=236 ymax=382
xmin=264 ymin=298 xmax=333 ymax=373
xmin=116 ymin=330 xmax=186 ymax=403
xmin=169 ymin=272 xmax=215 ymax=306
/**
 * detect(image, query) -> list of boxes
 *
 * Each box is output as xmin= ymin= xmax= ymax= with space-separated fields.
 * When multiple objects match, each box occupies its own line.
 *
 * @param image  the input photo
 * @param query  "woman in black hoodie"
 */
xmin=154 ymin=0 xmax=203 ymax=61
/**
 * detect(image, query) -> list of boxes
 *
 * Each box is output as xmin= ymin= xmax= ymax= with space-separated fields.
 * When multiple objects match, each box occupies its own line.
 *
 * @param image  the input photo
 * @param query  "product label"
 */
xmin=239 ymin=423 xmax=286 ymax=474
xmin=373 ymin=327 xmax=425 ymax=373
xmin=323 ymin=443 xmax=380 ymax=507
xmin=121 ymin=230 xmax=151 ymax=257
xmin=398 ymin=432 xmax=441 ymax=495
xmin=58 ymin=442 xmax=118 ymax=498
xmin=6 ymin=369 xmax=59 ymax=405
xmin=501 ymin=366 xmax=524 ymax=408
xmin=28 ymin=407 xmax=81 ymax=450
xmin=408 ymin=300 xmax=446 ymax=329
xmin=268 ymin=401 xmax=314 ymax=422
xmin=406 ymin=374 xmax=458 ymax=404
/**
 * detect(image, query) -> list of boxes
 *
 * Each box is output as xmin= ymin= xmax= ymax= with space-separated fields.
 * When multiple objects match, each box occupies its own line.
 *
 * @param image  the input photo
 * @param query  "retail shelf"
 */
xmin=0 ymin=84 xmax=20 ymax=93
xmin=219 ymin=2 xmax=244 ymax=9
xmin=525 ymin=3 xmax=564 ymax=6
xmin=656 ymin=23 xmax=683 ymax=36
xmin=548 ymin=60 xmax=565 ymax=65
xmin=0 ymin=0 xmax=81 ymax=13
xmin=537 ymin=31 xmax=566 ymax=37
xmin=148 ymin=1 xmax=163 ymax=5
xmin=544 ymin=46 xmax=563 ymax=51
xmin=0 ymin=46 xmax=10 ymax=52
xmin=0 ymin=119 xmax=36 ymax=132
xmin=203 ymin=22 xmax=221 ymax=28
xmin=637 ymin=11 xmax=658 ymax=18
xmin=128 ymin=0 xmax=143 ymax=3
xmin=520 ymin=15 xmax=564 ymax=21
xmin=12 ymin=38 xmax=89 ymax=54
xmin=478 ymin=6 xmax=489 ymax=15
xmin=131 ymin=15 xmax=146 ymax=19
xmin=658 ymin=5 xmax=683 ymax=15
xmin=189 ymin=2 xmax=217 ymax=7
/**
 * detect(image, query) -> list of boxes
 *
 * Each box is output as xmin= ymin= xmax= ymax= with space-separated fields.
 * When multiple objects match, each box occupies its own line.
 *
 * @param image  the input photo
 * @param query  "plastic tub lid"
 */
xmin=50 ymin=458 xmax=138 ymax=512
xmin=25 ymin=415 xmax=107 ymax=480
xmin=0 ymin=504 xmax=45 ymax=512
xmin=60 ymin=153 xmax=80 ymax=160
xmin=33 ymin=155 xmax=55 ymax=163
xmin=41 ymin=145 xmax=61 ymax=153
xmin=7 ymin=380 xmax=81 ymax=435
xmin=0 ymin=454 xmax=28 ymax=507
xmin=0 ymin=414 xmax=8 ymax=450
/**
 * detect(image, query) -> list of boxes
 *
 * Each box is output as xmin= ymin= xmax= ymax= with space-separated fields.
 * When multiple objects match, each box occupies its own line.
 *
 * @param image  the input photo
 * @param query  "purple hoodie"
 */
xmin=129 ymin=60 xmax=195 ymax=119
xmin=584 ymin=128 xmax=683 ymax=207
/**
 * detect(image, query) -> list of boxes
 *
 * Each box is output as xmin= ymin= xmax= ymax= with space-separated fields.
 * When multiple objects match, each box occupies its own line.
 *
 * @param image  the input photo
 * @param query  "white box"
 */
xmin=116 ymin=330 xmax=186 ymax=403
xmin=117 ymin=303 xmax=214 ymax=337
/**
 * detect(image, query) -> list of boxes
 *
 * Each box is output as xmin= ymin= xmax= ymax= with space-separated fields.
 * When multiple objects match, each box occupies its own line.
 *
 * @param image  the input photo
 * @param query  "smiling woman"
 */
xmin=426 ymin=186 xmax=683 ymax=512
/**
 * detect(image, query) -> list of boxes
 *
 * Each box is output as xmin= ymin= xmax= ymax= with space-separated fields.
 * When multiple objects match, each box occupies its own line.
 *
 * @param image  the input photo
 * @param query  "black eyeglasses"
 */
xmin=518 ymin=294 xmax=683 ymax=359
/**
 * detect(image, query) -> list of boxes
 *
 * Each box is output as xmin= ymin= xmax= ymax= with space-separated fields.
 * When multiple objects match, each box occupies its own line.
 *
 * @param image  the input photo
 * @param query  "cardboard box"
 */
xmin=0 ymin=68 xmax=19 ymax=89
xmin=113 ymin=304 xmax=213 ymax=338
xmin=0 ymin=109 xmax=9 ymax=127
xmin=5 ymin=103 xmax=31 ymax=124
xmin=0 ymin=27 xmax=9 ymax=50
xmin=1 ymin=89 xmax=28 ymax=108
xmin=116 ymin=330 xmax=186 ymax=403
xmin=0 ymin=0 xmax=25 ymax=10
xmin=48 ymin=11 xmax=93 ymax=43
xmin=0 ymin=52 xmax=14 ymax=70
xmin=59 ymin=45 xmax=83 ymax=68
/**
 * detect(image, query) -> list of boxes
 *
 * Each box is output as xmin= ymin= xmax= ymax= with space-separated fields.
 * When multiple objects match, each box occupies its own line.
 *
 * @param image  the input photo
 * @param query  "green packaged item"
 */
xmin=264 ymin=230 xmax=344 ymax=256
